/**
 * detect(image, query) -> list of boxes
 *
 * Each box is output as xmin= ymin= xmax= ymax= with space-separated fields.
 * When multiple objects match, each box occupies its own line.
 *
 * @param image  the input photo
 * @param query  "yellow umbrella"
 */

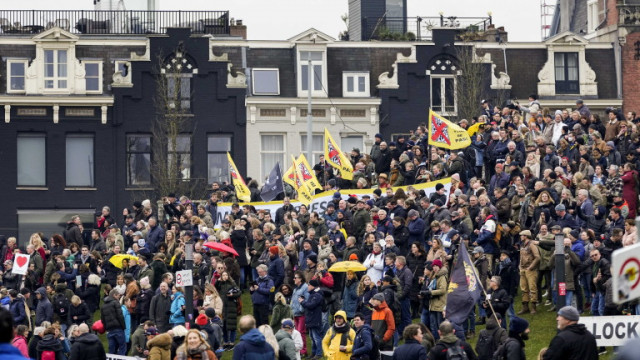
xmin=109 ymin=254 xmax=138 ymax=269
xmin=467 ymin=122 xmax=485 ymax=137
xmin=328 ymin=261 xmax=367 ymax=273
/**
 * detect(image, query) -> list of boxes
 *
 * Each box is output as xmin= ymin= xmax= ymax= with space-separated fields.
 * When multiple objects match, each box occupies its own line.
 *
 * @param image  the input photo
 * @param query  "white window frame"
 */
xmin=7 ymin=59 xmax=28 ymax=94
xmin=297 ymin=48 xmax=328 ymax=97
xmin=252 ymin=68 xmax=280 ymax=95
xmin=587 ymin=0 xmax=598 ymax=33
xmin=430 ymin=75 xmax=457 ymax=116
xmin=83 ymin=60 xmax=103 ymax=94
xmin=342 ymin=71 xmax=370 ymax=97
xmin=207 ymin=134 xmax=232 ymax=184
xmin=260 ymin=134 xmax=286 ymax=180
xmin=43 ymin=49 xmax=68 ymax=91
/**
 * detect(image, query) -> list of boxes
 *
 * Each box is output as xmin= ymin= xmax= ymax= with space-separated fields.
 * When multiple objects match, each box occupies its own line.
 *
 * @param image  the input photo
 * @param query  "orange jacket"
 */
xmin=371 ymin=301 xmax=395 ymax=345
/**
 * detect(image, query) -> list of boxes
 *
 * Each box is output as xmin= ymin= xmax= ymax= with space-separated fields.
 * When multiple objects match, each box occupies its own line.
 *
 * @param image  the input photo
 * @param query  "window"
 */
xmin=431 ymin=75 xmax=456 ymax=115
xmin=115 ymin=61 xmax=129 ymax=77
xmin=166 ymin=74 xmax=191 ymax=111
xmin=7 ymin=60 xmax=27 ymax=93
xmin=555 ymin=52 xmax=579 ymax=94
xmin=168 ymin=135 xmax=191 ymax=180
xmin=17 ymin=209 xmax=95 ymax=248
xmin=261 ymin=134 xmax=285 ymax=180
xmin=208 ymin=135 xmax=232 ymax=184
xmin=343 ymin=72 xmax=370 ymax=97
xmin=66 ymin=134 xmax=94 ymax=187
xmin=17 ymin=134 xmax=46 ymax=186
xmin=252 ymin=68 xmax=280 ymax=95
xmin=44 ymin=49 xmax=68 ymax=90
xmin=341 ymin=136 xmax=363 ymax=155
xmin=301 ymin=134 xmax=323 ymax=164
xmin=126 ymin=135 xmax=151 ymax=186
xmin=84 ymin=62 xmax=102 ymax=93
xmin=298 ymin=50 xmax=326 ymax=96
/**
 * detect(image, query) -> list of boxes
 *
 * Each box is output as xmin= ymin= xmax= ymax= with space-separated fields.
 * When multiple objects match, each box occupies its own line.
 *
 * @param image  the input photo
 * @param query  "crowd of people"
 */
xmin=1 ymin=97 xmax=640 ymax=360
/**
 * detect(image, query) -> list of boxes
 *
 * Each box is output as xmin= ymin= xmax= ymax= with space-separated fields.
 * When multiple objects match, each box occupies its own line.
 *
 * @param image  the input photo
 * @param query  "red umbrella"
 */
xmin=203 ymin=241 xmax=239 ymax=256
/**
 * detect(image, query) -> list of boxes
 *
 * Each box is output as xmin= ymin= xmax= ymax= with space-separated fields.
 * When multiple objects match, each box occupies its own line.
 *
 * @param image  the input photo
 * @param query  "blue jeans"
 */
xmin=223 ymin=329 xmax=236 ymax=343
xmin=591 ymin=292 xmax=605 ymax=316
xmin=466 ymin=306 xmax=476 ymax=333
xmin=580 ymin=273 xmax=592 ymax=302
xmin=421 ymin=308 xmax=430 ymax=329
xmin=429 ymin=311 xmax=444 ymax=341
xmin=309 ymin=327 xmax=324 ymax=357
xmin=107 ymin=329 xmax=126 ymax=355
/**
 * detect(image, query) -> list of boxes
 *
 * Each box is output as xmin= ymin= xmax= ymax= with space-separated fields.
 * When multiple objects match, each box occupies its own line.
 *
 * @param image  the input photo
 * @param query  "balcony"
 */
xmin=362 ymin=15 xmax=492 ymax=41
xmin=619 ymin=5 xmax=640 ymax=26
xmin=0 ymin=10 xmax=230 ymax=35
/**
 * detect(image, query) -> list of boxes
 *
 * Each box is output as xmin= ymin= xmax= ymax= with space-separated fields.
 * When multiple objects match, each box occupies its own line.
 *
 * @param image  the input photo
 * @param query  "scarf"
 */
xmin=175 ymin=344 xmax=210 ymax=360
xmin=332 ymin=322 xmax=350 ymax=346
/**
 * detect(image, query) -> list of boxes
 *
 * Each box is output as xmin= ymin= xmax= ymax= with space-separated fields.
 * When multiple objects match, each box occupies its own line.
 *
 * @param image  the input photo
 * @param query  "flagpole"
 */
xmin=278 ymin=162 xmax=285 ymax=201
xmin=462 ymin=242 xmax=502 ymax=325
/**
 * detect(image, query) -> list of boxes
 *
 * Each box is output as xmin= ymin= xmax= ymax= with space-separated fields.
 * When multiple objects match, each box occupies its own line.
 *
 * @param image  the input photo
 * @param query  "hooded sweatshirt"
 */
xmin=69 ymin=332 xmax=106 ymax=360
xmin=232 ymin=328 xmax=275 ymax=360
xmin=35 ymin=287 xmax=52 ymax=326
xmin=275 ymin=329 xmax=297 ymax=360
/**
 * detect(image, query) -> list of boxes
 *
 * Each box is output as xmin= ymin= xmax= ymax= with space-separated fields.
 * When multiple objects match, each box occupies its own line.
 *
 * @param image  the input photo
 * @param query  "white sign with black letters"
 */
xmin=175 ymin=270 xmax=193 ymax=287
xmin=579 ymin=315 xmax=640 ymax=347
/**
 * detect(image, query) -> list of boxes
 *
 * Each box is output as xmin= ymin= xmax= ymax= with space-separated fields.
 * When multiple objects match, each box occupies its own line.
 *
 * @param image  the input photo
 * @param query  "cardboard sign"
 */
xmin=11 ymin=254 xmax=29 ymax=275
xmin=175 ymin=270 xmax=193 ymax=287
xmin=579 ymin=316 xmax=640 ymax=346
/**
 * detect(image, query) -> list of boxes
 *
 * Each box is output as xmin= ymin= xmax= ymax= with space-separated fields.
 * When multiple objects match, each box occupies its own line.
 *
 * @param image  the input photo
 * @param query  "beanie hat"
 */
xmin=349 ymin=253 xmax=359 ymax=261
xmin=308 ymin=279 xmax=320 ymax=287
xmin=435 ymin=183 xmax=444 ymax=191
xmin=557 ymin=306 xmax=580 ymax=321
xmin=195 ymin=314 xmax=208 ymax=326
xmin=205 ymin=307 xmax=217 ymax=318
xmin=269 ymin=246 xmax=279 ymax=256
xmin=372 ymin=293 xmax=385 ymax=302
xmin=308 ymin=254 xmax=318 ymax=264
xmin=509 ymin=316 xmax=529 ymax=334
xmin=432 ymin=259 xmax=443 ymax=268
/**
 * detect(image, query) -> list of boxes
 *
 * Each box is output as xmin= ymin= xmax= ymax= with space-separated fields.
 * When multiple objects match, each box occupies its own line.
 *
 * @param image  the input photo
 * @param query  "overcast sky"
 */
xmin=5 ymin=0 xmax=543 ymax=42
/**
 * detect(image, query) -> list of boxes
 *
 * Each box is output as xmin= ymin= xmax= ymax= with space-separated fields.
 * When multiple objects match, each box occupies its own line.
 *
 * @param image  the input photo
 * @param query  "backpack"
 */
xmin=382 ymin=287 xmax=401 ymax=328
xmin=493 ymin=338 xmax=518 ymax=360
xmin=278 ymin=349 xmax=292 ymax=360
xmin=41 ymin=350 xmax=56 ymax=360
xmin=445 ymin=340 xmax=469 ymax=360
xmin=475 ymin=327 xmax=504 ymax=360
xmin=53 ymin=293 xmax=69 ymax=316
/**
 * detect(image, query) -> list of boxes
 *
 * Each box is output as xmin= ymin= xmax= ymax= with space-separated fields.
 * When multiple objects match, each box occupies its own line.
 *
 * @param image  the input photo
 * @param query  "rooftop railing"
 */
xmin=0 ymin=10 xmax=230 ymax=35
xmin=363 ymin=15 xmax=492 ymax=41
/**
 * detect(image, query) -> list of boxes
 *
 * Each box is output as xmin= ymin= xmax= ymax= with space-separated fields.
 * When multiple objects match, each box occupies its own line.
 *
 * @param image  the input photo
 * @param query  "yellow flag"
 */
xmin=324 ymin=128 xmax=353 ymax=180
xmin=226 ymin=152 xmax=251 ymax=202
xmin=283 ymin=163 xmax=297 ymax=188
xmin=292 ymin=156 xmax=313 ymax=205
xmin=296 ymin=154 xmax=322 ymax=191
xmin=428 ymin=109 xmax=472 ymax=150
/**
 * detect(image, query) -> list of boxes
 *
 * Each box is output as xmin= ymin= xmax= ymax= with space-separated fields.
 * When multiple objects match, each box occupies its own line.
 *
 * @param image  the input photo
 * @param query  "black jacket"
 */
xmin=69 ymin=332 xmax=106 ymax=360
xmin=149 ymin=292 xmax=172 ymax=331
xmin=28 ymin=335 xmax=42 ymax=360
xmin=100 ymin=295 xmax=125 ymax=331
xmin=136 ymin=288 xmax=154 ymax=323
xmin=503 ymin=335 xmax=526 ymax=360
xmin=542 ymin=324 xmax=598 ymax=360
xmin=76 ymin=283 xmax=100 ymax=314
xmin=69 ymin=302 xmax=91 ymax=325
xmin=37 ymin=334 xmax=65 ymax=360
xmin=393 ymin=339 xmax=427 ymax=360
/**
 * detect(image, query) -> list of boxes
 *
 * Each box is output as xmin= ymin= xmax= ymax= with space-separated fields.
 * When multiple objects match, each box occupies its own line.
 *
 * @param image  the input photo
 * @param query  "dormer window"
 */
xmin=297 ymin=49 xmax=327 ymax=97
xmin=44 ymin=49 xmax=68 ymax=90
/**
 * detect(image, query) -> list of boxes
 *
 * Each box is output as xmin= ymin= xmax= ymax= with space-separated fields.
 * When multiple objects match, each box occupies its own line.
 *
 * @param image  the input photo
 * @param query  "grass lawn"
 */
xmin=96 ymin=290 xmax=615 ymax=360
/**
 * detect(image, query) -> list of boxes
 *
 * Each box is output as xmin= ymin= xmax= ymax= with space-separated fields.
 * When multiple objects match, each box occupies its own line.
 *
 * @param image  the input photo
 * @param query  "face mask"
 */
xmin=521 ymin=333 xmax=529 ymax=340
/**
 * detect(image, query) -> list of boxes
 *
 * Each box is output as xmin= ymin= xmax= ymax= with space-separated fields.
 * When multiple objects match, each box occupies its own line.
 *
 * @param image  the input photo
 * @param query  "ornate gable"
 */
xmin=288 ymin=28 xmax=335 ymax=44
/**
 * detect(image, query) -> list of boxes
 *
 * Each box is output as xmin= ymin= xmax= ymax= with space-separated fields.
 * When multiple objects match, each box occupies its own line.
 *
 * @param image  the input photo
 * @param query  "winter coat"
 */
xmin=393 ymin=339 xmax=427 ymax=360
xmin=11 ymin=336 xmax=28 ymax=358
xmin=147 ymin=333 xmax=172 ymax=360
xmin=149 ymin=292 xmax=172 ymax=331
xmin=69 ymin=302 xmax=91 ymax=325
xmin=250 ymin=275 xmax=274 ymax=306
xmin=407 ymin=217 xmax=425 ymax=247
xmin=342 ymin=279 xmax=359 ymax=318
xmin=231 ymin=230 xmax=249 ymax=267
xmin=275 ymin=329 xmax=297 ymax=360
xmin=169 ymin=291 xmax=186 ymax=325
xmin=356 ymin=285 xmax=377 ymax=324
xmin=364 ymin=252 xmax=384 ymax=284
xmin=270 ymin=302 xmax=292 ymax=333
xmin=371 ymin=300 xmax=395 ymax=350
xmin=395 ymin=265 xmax=413 ymax=300
xmin=216 ymin=279 xmax=240 ymax=331
xmin=429 ymin=267 xmax=449 ymax=312
xmin=136 ymin=288 xmax=154 ymax=323
xmin=35 ymin=289 xmax=53 ymax=326
xmin=101 ymin=295 xmax=125 ymax=331
xmin=232 ymin=328 xmax=276 ymax=360
xmin=36 ymin=334 xmax=65 ymax=360
xmin=76 ymin=283 xmax=100 ymax=314
xmin=9 ymin=297 xmax=28 ymax=327
xmin=351 ymin=324 xmax=374 ymax=359
xmin=301 ymin=287 xmax=324 ymax=329
xmin=322 ymin=312 xmax=356 ymax=360
xmin=426 ymin=334 xmax=476 ymax=360
xmin=268 ymin=255 xmax=285 ymax=289
xmin=542 ymin=323 xmax=598 ymax=360
xmin=1 ymin=343 xmax=28 ymax=360
xmin=28 ymin=335 xmax=41 ymax=360
xmin=503 ymin=336 xmax=526 ymax=360
xmin=69 ymin=332 xmax=106 ymax=360
xmin=290 ymin=282 xmax=308 ymax=317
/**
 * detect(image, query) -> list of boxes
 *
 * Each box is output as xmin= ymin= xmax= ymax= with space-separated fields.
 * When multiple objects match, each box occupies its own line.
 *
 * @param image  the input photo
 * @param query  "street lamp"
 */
xmin=184 ymin=238 xmax=194 ymax=328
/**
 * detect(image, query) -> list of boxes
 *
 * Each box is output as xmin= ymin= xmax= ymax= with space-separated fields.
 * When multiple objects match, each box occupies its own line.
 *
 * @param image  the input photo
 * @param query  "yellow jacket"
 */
xmin=322 ymin=310 xmax=356 ymax=360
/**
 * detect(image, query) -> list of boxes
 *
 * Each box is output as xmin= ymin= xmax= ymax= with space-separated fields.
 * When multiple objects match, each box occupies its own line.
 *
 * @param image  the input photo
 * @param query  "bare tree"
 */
xmin=146 ymin=48 xmax=208 ymax=201
xmin=454 ymin=43 xmax=487 ymax=122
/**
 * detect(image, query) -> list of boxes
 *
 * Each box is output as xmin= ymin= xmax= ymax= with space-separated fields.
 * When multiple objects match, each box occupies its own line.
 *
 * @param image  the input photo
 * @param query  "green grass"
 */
xmin=95 ymin=289 xmax=615 ymax=359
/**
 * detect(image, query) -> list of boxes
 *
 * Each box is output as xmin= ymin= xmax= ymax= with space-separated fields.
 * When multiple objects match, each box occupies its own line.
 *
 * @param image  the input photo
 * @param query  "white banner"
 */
xmin=214 ymin=178 xmax=452 ymax=225
xmin=106 ymin=354 xmax=140 ymax=360
xmin=12 ymin=254 xmax=29 ymax=275
xmin=579 ymin=315 xmax=640 ymax=346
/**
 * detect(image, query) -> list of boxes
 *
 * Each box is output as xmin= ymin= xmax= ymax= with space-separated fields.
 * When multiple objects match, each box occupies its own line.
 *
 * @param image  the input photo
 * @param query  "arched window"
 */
xmin=427 ymin=56 xmax=458 ymax=116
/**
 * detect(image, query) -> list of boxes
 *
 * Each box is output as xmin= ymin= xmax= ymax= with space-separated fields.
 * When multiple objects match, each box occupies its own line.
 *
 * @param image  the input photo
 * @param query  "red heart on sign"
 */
xmin=16 ymin=256 xmax=27 ymax=268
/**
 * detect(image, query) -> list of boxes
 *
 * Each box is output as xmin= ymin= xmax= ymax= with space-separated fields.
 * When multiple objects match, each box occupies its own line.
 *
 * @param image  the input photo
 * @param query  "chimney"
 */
xmin=230 ymin=19 xmax=247 ymax=39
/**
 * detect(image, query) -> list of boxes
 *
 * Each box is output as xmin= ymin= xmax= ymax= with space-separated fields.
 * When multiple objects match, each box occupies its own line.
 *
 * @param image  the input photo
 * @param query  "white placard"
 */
xmin=175 ymin=270 xmax=193 ymax=287
xmin=11 ymin=254 xmax=29 ymax=275
xmin=611 ymin=242 xmax=640 ymax=304
xmin=579 ymin=315 xmax=640 ymax=347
